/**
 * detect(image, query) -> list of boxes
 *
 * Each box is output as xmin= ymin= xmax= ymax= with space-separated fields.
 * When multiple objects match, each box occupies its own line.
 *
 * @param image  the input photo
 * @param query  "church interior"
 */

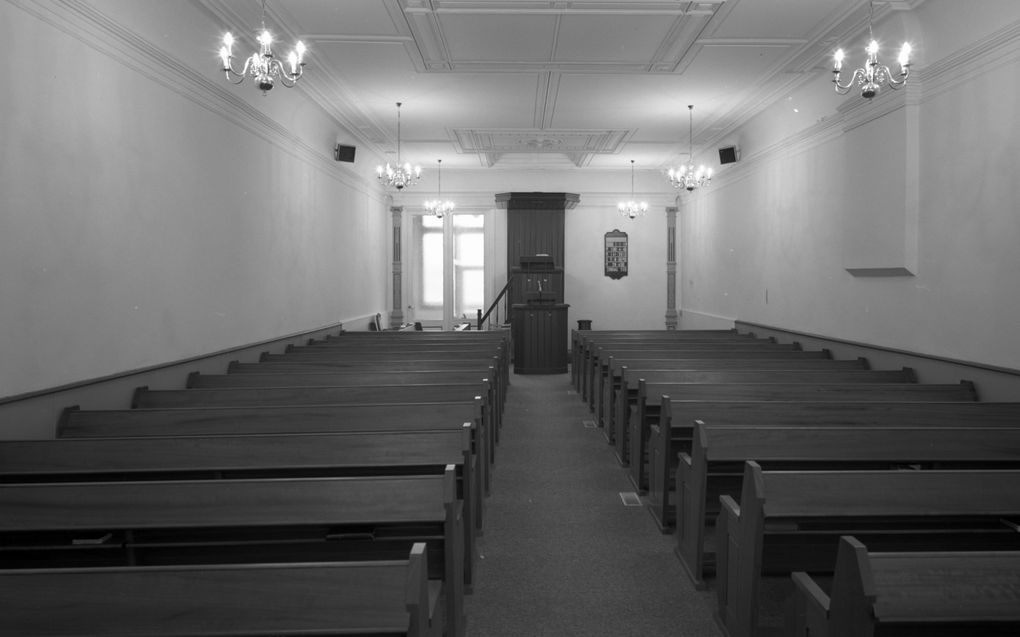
xmin=2 ymin=0 xmax=1020 ymax=635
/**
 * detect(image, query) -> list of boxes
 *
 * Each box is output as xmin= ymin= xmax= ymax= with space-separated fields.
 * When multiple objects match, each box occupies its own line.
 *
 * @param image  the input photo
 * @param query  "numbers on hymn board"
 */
xmin=604 ymin=229 xmax=628 ymax=280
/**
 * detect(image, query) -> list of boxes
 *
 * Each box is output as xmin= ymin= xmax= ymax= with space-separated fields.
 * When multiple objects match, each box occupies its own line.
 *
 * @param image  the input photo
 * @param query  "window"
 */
xmin=411 ymin=213 xmax=488 ymax=328
xmin=454 ymin=214 xmax=485 ymax=318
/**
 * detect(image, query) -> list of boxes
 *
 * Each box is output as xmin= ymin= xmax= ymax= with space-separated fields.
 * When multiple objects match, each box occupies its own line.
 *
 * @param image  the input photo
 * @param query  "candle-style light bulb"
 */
xmin=898 ymin=42 xmax=912 ymax=70
xmin=833 ymin=48 xmax=845 ymax=71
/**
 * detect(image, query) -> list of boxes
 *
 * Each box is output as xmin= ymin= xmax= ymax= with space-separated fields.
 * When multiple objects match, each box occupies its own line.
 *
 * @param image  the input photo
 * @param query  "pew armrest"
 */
xmin=790 ymin=571 xmax=830 ymax=637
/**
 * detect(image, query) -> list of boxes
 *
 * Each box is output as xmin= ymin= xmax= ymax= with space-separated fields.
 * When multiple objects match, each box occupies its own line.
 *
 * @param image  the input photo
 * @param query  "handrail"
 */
xmin=477 ymin=277 xmax=513 ymax=330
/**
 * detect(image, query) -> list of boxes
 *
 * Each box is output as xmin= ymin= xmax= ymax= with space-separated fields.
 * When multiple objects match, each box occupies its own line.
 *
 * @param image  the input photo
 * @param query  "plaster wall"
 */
xmin=0 ymin=0 xmax=389 ymax=402
xmin=679 ymin=3 xmax=1020 ymax=369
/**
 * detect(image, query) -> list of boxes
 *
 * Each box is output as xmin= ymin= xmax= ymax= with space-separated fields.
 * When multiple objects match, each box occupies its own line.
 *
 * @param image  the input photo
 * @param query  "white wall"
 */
xmin=679 ymin=2 xmax=1020 ymax=370
xmin=0 ymin=0 xmax=390 ymax=402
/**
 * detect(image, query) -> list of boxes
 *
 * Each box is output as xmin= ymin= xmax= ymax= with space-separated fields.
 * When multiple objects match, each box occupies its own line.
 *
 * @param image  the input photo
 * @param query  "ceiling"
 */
xmin=200 ymin=0 xmax=921 ymax=172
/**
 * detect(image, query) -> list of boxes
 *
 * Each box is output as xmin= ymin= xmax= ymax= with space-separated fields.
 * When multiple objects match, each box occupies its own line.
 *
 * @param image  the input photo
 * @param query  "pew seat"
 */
xmin=0 ymin=469 xmax=466 ymax=637
xmin=58 ymin=400 xmax=492 ymax=498
xmin=0 ymin=543 xmax=442 ymax=637
xmin=632 ymin=381 xmax=978 ymax=493
xmin=599 ymin=357 xmax=870 ymax=442
xmin=715 ymin=462 xmax=1020 ymax=637
xmin=790 ymin=536 xmax=1020 ymax=637
xmin=0 ymin=426 xmax=479 ymax=589
xmin=675 ymin=423 xmax=1020 ymax=588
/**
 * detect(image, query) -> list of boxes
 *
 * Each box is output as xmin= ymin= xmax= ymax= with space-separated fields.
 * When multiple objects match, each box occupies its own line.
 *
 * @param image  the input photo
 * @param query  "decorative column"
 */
xmin=390 ymin=205 xmax=404 ymax=329
xmin=664 ymin=206 xmax=678 ymax=330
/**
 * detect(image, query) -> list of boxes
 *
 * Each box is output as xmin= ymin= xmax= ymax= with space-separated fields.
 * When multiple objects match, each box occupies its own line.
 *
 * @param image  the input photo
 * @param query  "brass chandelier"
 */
xmin=832 ymin=0 xmax=911 ymax=99
xmin=667 ymin=105 xmax=712 ymax=192
xmin=218 ymin=0 xmax=306 ymax=95
xmin=377 ymin=102 xmax=422 ymax=190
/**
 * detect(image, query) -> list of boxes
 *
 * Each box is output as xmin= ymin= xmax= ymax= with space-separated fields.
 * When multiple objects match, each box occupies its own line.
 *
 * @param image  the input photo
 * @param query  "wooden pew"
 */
xmin=610 ymin=350 xmax=835 ymax=462
xmin=599 ymin=356 xmax=870 ymax=440
xmin=677 ymin=422 xmax=1020 ymax=588
xmin=259 ymin=350 xmax=508 ymax=412
xmin=188 ymin=368 xmax=506 ymax=431
xmin=570 ymin=329 xmax=738 ymax=389
xmin=0 ymin=543 xmax=442 ymax=637
xmin=188 ymin=369 xmax=491 ymax=388
xmin=132 ymin=382 xmax=501 ymax=458
xmin=715 ymin=462 xmax=1020 ymax=637
xmin=0 ymin=469 xmax=465 ymax=637
xmin=282 ymin=344 xmax=507 ymax=376
xmin=571 ymin=329 xmax=754 ymax=396
xmin=790 ymin=536 xmax=1020 ymax=637
xmin=632 ymin=381 xmax=977 ymax=494
xmin=585 ymin=340 xmax=800 ymax=411
xmin=634 ymin=368 xmax=918 ymax=528
xmin=610 ymin=362 xmax=885 ymax=455
xmin=58 ymin=400 xmax=492 ymax=501
xmin=229 ymin=357 xmax=509 ymax=415
xmin=0 ymin=427 xmax=479 ymax=591
xmin=585 ymin=336 xmax=780 ymax=408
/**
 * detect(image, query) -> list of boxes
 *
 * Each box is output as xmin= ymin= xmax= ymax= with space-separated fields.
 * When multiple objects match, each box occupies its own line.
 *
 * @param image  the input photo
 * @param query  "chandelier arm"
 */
xmin=833 ymin=68 xmax=866 ymax=94
xmin=269 ymin=58 xmax=303 ymax=88
xmin=223 ymin=56 xmax=252 ymax=83
xmin=884 ymin=65 xmax=909 ymax=89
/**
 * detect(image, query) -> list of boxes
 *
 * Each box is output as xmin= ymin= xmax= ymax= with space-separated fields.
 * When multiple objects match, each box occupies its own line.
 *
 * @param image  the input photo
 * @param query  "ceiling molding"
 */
xmin=451 ymin=128 xmax=632 ymax=167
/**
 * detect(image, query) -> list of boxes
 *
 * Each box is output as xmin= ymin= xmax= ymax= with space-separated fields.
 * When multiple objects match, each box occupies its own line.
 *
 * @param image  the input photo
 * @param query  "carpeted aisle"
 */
xmin=464 ymin=372 xmax=723 ymax=636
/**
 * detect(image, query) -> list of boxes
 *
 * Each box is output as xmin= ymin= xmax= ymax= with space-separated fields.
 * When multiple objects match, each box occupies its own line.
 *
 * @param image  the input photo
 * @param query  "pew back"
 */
xmin=791 ymin=536 xmax=1020 ymax=637
xmin=0 ymin=544 xmax=439 ymax=637
xmin=718 ymin=462 xmax=1020 ymax=637
xmin=676 ymin=423 xmax=1020 ymax=587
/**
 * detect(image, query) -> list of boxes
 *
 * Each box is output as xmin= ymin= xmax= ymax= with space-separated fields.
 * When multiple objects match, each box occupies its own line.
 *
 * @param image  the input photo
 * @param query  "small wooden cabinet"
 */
xmin=512 ymin=303 xmax=569 ymax=374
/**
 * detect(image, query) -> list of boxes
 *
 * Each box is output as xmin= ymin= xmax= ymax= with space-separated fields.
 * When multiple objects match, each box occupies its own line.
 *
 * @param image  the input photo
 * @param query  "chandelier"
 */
xmin=618 ymin=160 xmax=648 ymax=219
xmin=424 ymin=159 xmax=455 ymax=218
xmin=668 ymin=105 xmax=712 ymax=192
xmin=219 ymin=0 xmax=306 ymax=95
xmin=377 ymin=102 xmax=422 ymax=190
xmin=832 ymin=0 xmax=911 ymax=99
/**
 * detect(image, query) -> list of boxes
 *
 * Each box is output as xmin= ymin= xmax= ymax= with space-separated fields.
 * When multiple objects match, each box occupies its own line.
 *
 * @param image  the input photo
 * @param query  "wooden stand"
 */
xmin=512 ymin=302 xmax=569 ymax=374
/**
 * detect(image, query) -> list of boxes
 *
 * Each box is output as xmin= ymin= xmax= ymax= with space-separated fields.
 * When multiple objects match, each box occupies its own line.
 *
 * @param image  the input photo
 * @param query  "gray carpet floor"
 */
xmin=464 ymin=371 xmax=723 ymax=636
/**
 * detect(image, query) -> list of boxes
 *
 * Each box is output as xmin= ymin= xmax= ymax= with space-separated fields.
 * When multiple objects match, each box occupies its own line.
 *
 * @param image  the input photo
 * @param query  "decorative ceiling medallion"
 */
xmin=452 ymin=128 xmax=630 ymax=167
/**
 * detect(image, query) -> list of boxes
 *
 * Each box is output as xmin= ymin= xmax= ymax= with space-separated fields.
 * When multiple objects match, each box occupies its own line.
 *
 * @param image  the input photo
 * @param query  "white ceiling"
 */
xmin=201 ymin=0 xmax=923 ymax=172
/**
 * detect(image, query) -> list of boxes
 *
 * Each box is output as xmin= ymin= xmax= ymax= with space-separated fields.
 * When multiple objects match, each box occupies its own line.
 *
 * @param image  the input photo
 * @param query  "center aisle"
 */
xmin=464 ymin=372 xmax=723 ymax=636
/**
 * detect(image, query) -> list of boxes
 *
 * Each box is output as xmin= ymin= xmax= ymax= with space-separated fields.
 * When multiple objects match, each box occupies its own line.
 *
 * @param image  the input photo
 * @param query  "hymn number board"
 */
xmin=604 ymin=229 xmax=628 ymax=279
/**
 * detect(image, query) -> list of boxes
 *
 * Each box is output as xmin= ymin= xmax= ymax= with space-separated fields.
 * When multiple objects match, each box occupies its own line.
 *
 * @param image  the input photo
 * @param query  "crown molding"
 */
xmin=919 ymin=18 xmax=1020 ymax=103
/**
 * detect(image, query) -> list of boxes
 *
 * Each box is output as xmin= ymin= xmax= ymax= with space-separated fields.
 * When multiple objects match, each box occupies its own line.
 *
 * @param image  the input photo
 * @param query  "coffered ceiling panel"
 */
xmin=201 ymin=0 xmax=925 ymax=172
xmin=439 ymin=14 xmax=559 ymax=65
xmin=710 ymin=0 xmax=849 ymax=39
xmin=553 ymin=14 xmax=680 ymax=64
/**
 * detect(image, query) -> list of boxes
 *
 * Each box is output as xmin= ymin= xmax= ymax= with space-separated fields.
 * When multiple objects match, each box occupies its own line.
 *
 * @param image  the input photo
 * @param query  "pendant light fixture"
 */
xmin=667 ymin=105 xmax=712 ymax=192
xmin=424 ymin=159 xmax=455 ymax=218
xmin=377 ymin=102 xmax=422 ymax=190
xmin=618 ymin=160 xmax=648 ymax=219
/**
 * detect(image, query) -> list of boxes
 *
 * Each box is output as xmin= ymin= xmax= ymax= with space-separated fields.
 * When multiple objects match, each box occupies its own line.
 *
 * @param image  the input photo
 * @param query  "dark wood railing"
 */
xmin=477 ymin=278 xmax=513 ymax=331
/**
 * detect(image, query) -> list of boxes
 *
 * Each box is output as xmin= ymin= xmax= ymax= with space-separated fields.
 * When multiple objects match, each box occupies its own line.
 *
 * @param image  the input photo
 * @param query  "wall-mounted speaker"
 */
xmin=334 ymin=144 xmax=356 ymax=163
xmin=718 ymin=145 xmax=738 ymax=165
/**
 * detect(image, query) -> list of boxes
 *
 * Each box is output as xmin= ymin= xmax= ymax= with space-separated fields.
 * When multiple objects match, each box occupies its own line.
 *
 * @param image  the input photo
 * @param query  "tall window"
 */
xmin=412 ymin=213 xmax=487 ymax=327
xmin=454 ymin=214 xmax=485 ymax=319
xmin=418 ymin=215 xmax=444 ymax=311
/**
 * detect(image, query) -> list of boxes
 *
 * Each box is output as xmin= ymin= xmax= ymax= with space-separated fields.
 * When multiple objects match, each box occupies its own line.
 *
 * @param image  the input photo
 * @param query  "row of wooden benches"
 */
xmin=0 ymin=330 xmax=511 ymax=637
xmin=571 ymin=329 xmax=1020 ymax=637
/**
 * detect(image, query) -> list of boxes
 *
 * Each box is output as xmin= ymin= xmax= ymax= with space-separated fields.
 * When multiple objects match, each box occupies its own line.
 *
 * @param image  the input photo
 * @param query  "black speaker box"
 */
xmin=334 ymin=144 xmax=356 ymax=163
xmin=718 ymin=145 xmax=737 ymax=165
